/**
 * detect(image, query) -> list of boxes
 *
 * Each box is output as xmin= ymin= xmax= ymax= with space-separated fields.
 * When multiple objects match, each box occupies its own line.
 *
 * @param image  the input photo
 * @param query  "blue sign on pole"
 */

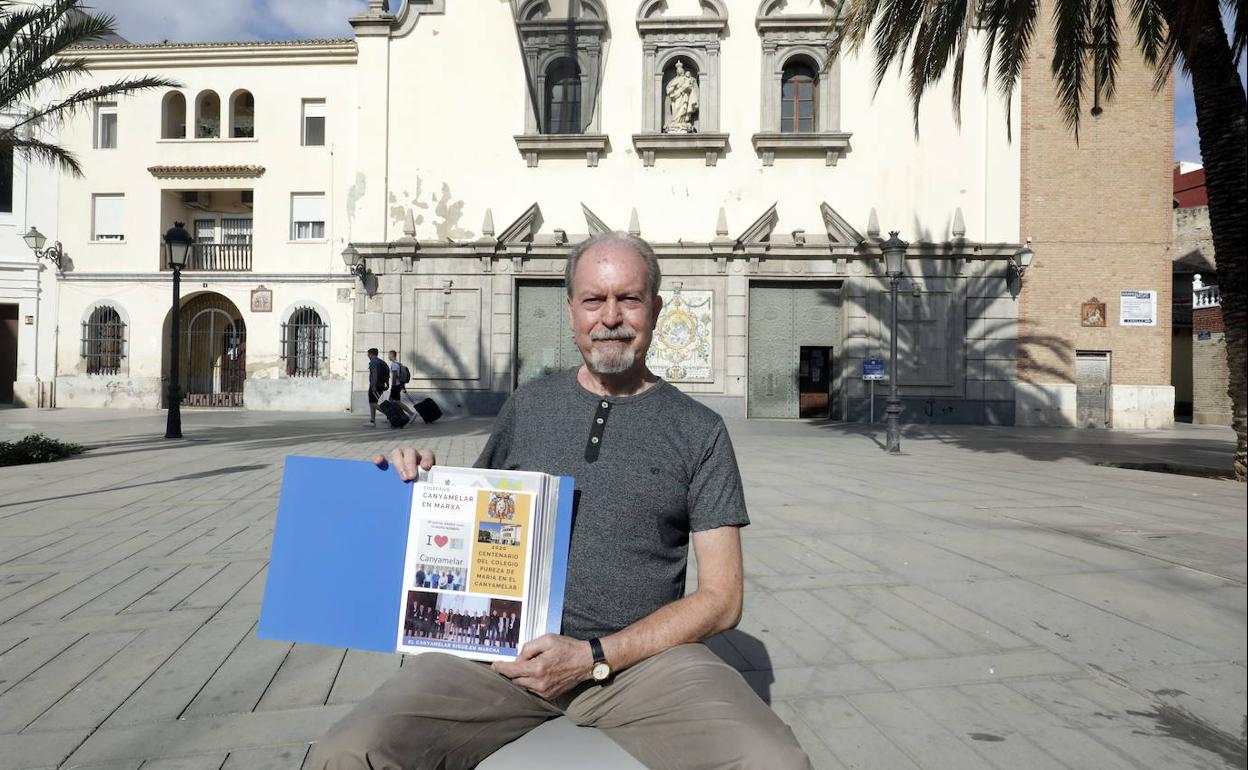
xmin=862 ymin=358 xmax=886 ymax=381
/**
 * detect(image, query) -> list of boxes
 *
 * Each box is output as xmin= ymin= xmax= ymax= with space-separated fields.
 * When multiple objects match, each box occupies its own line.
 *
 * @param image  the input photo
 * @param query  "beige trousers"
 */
xmin=309 ymin=643 xmax=812 ymax=770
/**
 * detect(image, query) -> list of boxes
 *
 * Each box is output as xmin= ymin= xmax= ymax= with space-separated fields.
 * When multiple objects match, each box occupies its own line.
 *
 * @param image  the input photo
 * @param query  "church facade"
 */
xmin=37 ymin=0 xmax=1174 ymax=427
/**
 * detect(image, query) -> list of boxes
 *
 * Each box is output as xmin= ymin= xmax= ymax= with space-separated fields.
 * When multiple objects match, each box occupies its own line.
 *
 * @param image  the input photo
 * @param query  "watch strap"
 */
xmin=588 ymin=637 xmax=607 ymax=666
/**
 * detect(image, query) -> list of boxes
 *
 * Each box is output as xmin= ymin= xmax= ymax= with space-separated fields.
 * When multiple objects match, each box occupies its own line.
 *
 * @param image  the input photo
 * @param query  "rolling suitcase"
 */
xmin=407 ymin=394 xmax=442 ymax=424
xmin=377 ymin=398 xmax=411 ymax=429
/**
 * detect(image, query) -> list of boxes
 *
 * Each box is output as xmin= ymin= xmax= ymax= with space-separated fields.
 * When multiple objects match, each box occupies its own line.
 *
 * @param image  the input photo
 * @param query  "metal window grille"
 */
xmin=194 ymin=218 xmax=216 ymax=243
xmin=221 ymin=217 xmax=252 ymax=244
xmin=281 ymin=307 xmax=328 ymax=377
xmin=82 ymin=305 xmax=125 ymax=375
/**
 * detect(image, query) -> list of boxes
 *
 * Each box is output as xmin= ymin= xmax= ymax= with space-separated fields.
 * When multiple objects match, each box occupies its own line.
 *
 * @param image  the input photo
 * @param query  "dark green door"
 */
xmin=515 ymin=280 xmax=581 ymax=387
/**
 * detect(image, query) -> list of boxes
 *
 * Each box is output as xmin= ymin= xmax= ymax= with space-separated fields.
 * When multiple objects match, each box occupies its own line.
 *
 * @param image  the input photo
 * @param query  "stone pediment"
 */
xmin=820 ymin=202 xmax=864 ymax=244
xmin=581 ymin=204 xmax=611 ymax=235
xmin=737 ymin=203 xmax=779 ymax=246
xmin=497 ymin=203 xmax=544 ymax=245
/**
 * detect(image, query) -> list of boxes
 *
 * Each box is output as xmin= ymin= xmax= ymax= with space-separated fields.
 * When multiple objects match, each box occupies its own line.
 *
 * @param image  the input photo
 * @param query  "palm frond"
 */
xmin=1050 ymin=0 xmax=1091 ymax=135
xmin=1231 ymin=0 xmax=1246 ymax=63
xmin=0 ymin=131 xmax=81 ymax=176
xmin=1 ymin=0 xmax=181 ymax=177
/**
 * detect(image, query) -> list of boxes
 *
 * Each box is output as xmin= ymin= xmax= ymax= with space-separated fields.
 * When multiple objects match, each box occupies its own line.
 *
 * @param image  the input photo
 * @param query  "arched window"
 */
xmin=230 ymin=89 xmax=254 ymax=138
xmin=161 ymin=91 xmax=186 ymax=139
xmin=195 ymin=90 xmax=221 ymax=138
xmin=281 ymin=306 xmax=328 ymax=377
xmin=781 ymin=59 xmax=817 ymax=134
xmin=82 ymin=305 xmax=126 ymax=375
xmin=544 ymin=58 xmax=582 ymax=135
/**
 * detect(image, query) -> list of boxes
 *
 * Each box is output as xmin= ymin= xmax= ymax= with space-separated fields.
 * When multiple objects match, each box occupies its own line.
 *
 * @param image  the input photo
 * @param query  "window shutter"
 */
xmin=291 ymin=193 xmax=325 ymax=223
xmin=93 ymin=195 xmax=125 ymax=239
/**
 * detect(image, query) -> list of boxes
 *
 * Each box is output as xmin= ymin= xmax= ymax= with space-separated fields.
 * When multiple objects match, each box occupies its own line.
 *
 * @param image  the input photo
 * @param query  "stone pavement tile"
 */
xmin=769 ymin=700 xmax=847 ymax=770
xmin=0 ymin=729 xmax=92 ymax=770
xmin=63 ymin=762 xmax=142 ymax=770
xmin=923 ymin=577 xmax=1220 ymax=671
xmin=787 ymin=695 xmax=924 ymax=769
xmin=174 ymin=559 xmax=265 ymax=610
xmin=957 ymin=682 xmax=1144 ymax=770
xmin=255 ymin=643 xmax=346 ymax=711
xmin=773 ymin=589 xmax=904 ymax=663
xmin=749 ymin=535 xmax=878 ymax=576
xmin=1113 ymin=661 xmax=1248 ymax=742
xmin=811 ymin=587 xmax=951 ymax=659
xmin=27 ymin=624 xmax=201 ymax=732
xmin=122 ymin=563 xmax=228 ymax=615
xmin=324 ymin=649 xmax=402 ymax=705
xmin=848 ymin=690 xmax=1000 ymax=769
xmin=67 ymin=565 xmax=190 ymax=619
xmin=221 ymin=743 xmax=310 ymax=769
xmin=906 ymin=528 xmax=1111 ymax=577
xmin=984 ymin=524 xmax=1173 ymax=572
xmin=0 ymin=631 xmax=138 ymax=733
xmin=184 ymin=630 xmax=292 ymax=717
xmin=703 ymin=631 xmax=752 ymax=671
xmin=1009 ymin=678 xmax=1229 ymax=768
xmin=7 ymin=607 xmax=216 ymax=640
xmin=744 ymin=662 xmax=888 ymax=701
xmin=1032 ymin=569 xmax=1246 ymax=660
xmin=903 ymin=686 xmax=1073 ymax=769
xmin=831 ymin=534 xmax=1010 ymax=584
xmin=65 ymin=705 xmax=351 ymax=766
xmin=887 ymin=586 xmax=1032 ymax=650
xmin=749 ymin=570 xmax=896 ymax=592
xmin=133 ymin=757 xmax=223 ymax=770
xmin=5 ymin=561 xmax=154 ymax=624
xmin=737 ymin=595 xmax=851 ymax=667
xmin=0 ymin=632 xmax=83 ymax=697
xmin=102 ymin=616 xmax=254 ymax=727
xmin=841 ymin=586 xmax=1009 ymax=656
xmin=222 ymin=564 xmax=268 ymax=609
xmin=866 ymin=649 xmax=1079 ymax=690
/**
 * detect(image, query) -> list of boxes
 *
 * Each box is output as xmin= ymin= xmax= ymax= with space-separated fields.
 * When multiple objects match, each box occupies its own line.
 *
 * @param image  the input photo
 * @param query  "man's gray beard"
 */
xmin=589 ymin=346 xmax=635 ymax=374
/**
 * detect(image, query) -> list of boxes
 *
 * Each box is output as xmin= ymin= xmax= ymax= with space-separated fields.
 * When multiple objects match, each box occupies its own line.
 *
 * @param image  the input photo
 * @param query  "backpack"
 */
xmin=398 ymin=364 xmax=412 ymax=385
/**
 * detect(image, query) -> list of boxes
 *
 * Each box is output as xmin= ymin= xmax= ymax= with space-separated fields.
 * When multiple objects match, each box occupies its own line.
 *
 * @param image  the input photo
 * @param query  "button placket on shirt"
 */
xmin=584 ymin=400 xmax=611 ymax=462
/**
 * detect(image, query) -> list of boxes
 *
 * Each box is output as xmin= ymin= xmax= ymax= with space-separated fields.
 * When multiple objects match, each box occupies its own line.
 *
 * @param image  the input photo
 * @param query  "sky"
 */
xmin=94 ymin=0 xmax=1243 ymax=165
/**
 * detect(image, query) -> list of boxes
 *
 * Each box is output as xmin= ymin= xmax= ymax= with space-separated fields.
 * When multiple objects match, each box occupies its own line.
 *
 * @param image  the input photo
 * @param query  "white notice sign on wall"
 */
xmin=1119 ymin=290 xmax=1157 ymax=326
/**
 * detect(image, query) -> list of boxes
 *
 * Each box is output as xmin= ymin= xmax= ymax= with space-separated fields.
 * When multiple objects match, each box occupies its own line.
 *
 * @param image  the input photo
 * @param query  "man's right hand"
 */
xmin=373 ymin=448 xmax=436 ymax=481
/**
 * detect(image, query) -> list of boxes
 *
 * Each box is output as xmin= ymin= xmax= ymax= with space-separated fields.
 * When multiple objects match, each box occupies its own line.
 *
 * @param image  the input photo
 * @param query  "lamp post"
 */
xmin=164 ymin=222 xmax=194 ymax=439
xmin=22 ymin=227 xmax=66 ymax=271
xmin=1009 ymin=241 xmax=1035 ymax=282
xmin=880 ymin=231 xmax=908 ymax=454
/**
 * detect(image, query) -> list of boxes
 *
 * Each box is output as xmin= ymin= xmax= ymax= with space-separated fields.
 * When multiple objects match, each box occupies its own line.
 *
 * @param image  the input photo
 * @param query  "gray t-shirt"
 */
xmin=474 ymin=368 xmax=749 ymax=641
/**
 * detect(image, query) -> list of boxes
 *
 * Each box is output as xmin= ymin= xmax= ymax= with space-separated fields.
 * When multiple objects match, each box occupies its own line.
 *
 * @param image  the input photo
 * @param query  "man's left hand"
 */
xmin=491 ymin=634 xmax=593 ymax=700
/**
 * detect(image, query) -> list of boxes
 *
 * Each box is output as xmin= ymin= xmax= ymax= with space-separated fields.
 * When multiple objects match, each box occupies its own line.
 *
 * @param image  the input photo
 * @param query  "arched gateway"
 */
xmin=165 ymin=292 xmax=247 ymax=407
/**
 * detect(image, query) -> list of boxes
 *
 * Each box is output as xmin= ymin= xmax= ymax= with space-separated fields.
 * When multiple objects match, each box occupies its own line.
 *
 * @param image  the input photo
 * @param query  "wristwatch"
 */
xmin=588 ymin=638 xmax=611 ymax=682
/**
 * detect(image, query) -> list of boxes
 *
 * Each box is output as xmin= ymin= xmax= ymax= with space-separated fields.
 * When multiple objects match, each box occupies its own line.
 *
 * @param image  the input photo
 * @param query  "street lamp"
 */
xmin=880 ymin=231 xmax=908 ymax=454
xmin=341 ymin=244 xmax=366 ymax=277
xmin=164 ymin=222 xmax=194 ymax=439
xmin=1009 ymin=241 xmax=1035 ymax=282
xmin=22 ymin=227 xmax=67 ymax=271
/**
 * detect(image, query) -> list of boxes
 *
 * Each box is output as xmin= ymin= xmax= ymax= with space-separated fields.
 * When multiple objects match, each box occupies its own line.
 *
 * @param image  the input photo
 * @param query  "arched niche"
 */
xmin=229 ymin=89 xmax=255 ymax=138
xmin=161 ymin=91 xmax=186 ymax=139
xmin=194 ymin=90 xmax=221 ymax=139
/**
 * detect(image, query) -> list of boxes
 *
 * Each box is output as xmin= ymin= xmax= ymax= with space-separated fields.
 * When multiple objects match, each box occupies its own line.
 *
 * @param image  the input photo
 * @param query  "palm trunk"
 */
xmin=1181 ymin=1 xmax=1248 ymax=481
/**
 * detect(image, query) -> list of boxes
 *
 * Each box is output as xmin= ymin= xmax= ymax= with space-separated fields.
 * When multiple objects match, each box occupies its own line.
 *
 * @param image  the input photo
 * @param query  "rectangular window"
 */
xmin=302 ymin=99 xmax=326 ymax=146
xmin=92 ymin=194 xmax=125 ymax=240
xmin=95 ymin=102 xmax=118 ymax=149
xmin=193 ymin=218 xmax=216 ymax=243
xmin=221 ymin=217 xmax=253 ymax=244
xmin=0 ymin=145 xmax=13 ymax=214
xmin=291 ymin=193 xmax=326 ymax=240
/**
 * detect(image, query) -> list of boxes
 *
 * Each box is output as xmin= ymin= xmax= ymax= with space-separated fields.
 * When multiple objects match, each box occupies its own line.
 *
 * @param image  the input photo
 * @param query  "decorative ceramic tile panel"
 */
xmin=648 ymin=289 xmax=713 ymax=382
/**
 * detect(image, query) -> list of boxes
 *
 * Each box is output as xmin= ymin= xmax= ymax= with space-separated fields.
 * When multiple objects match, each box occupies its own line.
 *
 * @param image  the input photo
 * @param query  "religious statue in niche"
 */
xmin=664 ymin=60 xmax=699 ymax=133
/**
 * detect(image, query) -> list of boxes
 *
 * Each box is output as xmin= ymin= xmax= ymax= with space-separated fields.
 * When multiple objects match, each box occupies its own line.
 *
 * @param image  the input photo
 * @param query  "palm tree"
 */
xmin=833 ymin=0 xmax=1246 ymax=480
xmin=1 ymin=0 xmax=178 ymax=176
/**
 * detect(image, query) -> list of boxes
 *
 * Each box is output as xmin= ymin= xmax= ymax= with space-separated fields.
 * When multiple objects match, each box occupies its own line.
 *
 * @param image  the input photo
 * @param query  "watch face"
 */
xmin=593 ymin=662 xmax=610 ymax=681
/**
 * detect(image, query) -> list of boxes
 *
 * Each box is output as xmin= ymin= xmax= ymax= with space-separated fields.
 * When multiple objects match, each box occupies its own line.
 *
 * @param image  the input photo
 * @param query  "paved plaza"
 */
xmin=0 ymin=408 xmax=1244 ymax=770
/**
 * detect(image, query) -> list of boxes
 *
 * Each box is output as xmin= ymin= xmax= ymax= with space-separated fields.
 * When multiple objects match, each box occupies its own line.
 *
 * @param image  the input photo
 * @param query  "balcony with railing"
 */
xmin=1193 ymin=273 xmax=1221 ymax=309
xmin=159 ymin=188 xmax=253 ymax=271
xmin=161 ymin=242 xmax=253 ymax=271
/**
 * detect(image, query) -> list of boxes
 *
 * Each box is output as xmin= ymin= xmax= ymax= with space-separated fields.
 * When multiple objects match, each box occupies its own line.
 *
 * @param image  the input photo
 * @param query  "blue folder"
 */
xmin=259 ymin=456 xmax=574 ymax=654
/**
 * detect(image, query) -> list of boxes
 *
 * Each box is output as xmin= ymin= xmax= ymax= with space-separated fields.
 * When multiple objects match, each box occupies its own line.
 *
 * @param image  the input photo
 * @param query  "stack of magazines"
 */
xmin=259 ymin=457 xmax=574 ymax=663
